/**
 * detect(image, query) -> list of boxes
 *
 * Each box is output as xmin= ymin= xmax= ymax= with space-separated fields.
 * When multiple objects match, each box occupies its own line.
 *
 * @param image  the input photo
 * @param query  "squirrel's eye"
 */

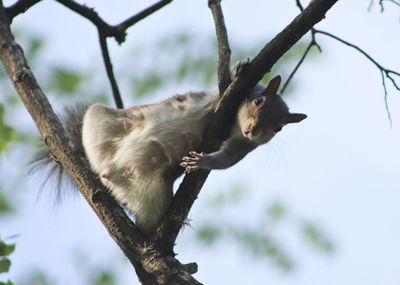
xmin=274 ymin=126 xmax=283 ymax=133
xmin=253 ymin=97 xmax=264 ymax=106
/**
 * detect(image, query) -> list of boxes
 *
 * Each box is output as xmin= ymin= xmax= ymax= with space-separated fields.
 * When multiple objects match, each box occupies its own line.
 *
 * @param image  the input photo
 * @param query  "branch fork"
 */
xmin=0 ymin=0 xmax=343 ymax=283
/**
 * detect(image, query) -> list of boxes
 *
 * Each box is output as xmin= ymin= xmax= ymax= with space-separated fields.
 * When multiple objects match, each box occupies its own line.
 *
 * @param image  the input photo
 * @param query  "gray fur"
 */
xmin=31 ymin=75 xmax=306 ymax=234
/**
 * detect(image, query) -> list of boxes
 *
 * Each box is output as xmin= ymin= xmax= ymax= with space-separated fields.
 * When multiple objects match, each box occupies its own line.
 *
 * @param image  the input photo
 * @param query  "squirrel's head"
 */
xmin=238 ymin=75 xmax=307 ymax=144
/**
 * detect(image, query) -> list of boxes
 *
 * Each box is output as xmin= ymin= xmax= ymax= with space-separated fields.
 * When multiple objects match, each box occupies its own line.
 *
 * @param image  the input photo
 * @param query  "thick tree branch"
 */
xmin=0 ymin=3 xmax=199 ymax=284
xmin=5 ymin=0 xmax=41 ymax=23
xmin=208 ymin=0 xmax=232 ymax=94
xmin=153 ymin=0 xmax=339 ymax=252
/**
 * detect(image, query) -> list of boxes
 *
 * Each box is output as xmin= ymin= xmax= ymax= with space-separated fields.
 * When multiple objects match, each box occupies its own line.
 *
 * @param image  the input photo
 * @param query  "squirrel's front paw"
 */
xmin=232 ymin=58 xmax=250 ymax=79
xmin=180 ymin=151 xmax=209 ymax=173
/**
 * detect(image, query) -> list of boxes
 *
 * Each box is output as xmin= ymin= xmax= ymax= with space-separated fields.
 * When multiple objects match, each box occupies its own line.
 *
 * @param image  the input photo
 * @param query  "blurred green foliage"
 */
xmin=0 ymin=24 xmax=323 ymax=284
xmin=302 ymin=223 xmax=335 ymax=253
xmin=18 ymin=269 xmax=53 ymax=285
xmin=89 ymin=269 xmax=117 ymax=285
xmin=0 ymin=236 xmax=15 ymax=285
xmin=195 ymin=185 xmax=334 ymax=272
xmin=120 ymin=31 xmax=314 ymax=100
xmin=48 ymin=66 xmax=84 ymax=95
xmin=0 ymin=104 xmax=18 ymax=153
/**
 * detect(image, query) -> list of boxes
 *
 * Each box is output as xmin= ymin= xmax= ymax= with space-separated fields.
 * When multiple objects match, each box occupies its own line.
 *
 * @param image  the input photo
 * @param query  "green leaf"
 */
xmin=0 ymin=281 xmax=14 ymax=285
xmin=0 ymin=258 xmax=11 ymax=273
xmin=0 ymin=241 xmax=15 ymax=257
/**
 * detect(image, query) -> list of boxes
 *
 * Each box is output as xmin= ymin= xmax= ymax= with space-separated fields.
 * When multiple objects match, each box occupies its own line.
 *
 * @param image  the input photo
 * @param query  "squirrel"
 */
xmin=31 ymin=63 xmax=306 ymax=234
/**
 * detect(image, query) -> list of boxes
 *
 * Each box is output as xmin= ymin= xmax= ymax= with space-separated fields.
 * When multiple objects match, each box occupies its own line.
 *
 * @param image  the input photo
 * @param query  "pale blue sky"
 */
xmin=1 ymin=0 xmax=400 ymax=284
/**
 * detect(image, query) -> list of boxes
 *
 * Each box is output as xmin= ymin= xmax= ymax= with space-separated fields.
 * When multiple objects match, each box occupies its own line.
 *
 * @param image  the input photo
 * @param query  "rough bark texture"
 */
xmin=153 ymin=0 xmax=339 ymax=254
xmin=0 ymin=2 xmax=199 ymax=284
xmin=0 ymin=0 xmax=338 ymax=284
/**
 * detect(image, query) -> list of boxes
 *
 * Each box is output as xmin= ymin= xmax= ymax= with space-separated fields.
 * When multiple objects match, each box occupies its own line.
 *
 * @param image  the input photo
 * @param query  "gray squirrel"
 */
xmin=32 ymin=66 xmax=306 ymax=234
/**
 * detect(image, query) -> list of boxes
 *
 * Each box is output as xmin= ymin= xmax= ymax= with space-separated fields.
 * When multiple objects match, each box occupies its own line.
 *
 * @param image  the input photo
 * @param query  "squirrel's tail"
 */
xmin=29 ymin=103 xmax=90 ymax=198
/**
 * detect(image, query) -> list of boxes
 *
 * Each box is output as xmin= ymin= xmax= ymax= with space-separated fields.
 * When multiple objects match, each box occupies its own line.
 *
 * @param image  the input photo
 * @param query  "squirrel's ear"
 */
xmin=262 ymin=75 xmax=281 ymax=96
xmin=287 ymin=113 xmax=307 ymax=124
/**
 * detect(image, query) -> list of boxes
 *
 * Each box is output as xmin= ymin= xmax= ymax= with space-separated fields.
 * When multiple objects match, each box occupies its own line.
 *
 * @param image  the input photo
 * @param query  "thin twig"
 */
xmin=55 ymin=0 xmax=124 ymax=107
xmin=55 ymin=0 xmax=121 ymax=39
xmin=56 ymin=0 xmax=174 ymax=43
xmin=379 ymin=0 xmax=385 ymax=11
xmin=55 ymin=0 xmax=174 ymax=108
xmin=281 ymin=0 xmax=324 ymax=93
xmin=378 ymin=0 xmax=400 ymax=11
xmin=208 ymin=0 xmax=232 ymax=94
xmin=281 ymin=42 xmax=314 ymax=94
xmin=314 ymin=29 xmax=399 ymax=125
xmin=153 ymin=0 xmax=339 ymax=253
xmin=5 ymin=0 xmax=41 ymax=22
xmin=295 ymin=0 xmax=321 ymax=50
xmin=117 ymin=0 xmax=173 ymax=32
xmin=0 ymin=3 xmax=202 ymax=282
xmin=390 ymin=0 xmax=400 ymax=7
xmin=368 ymin=0 xmax=374 ymax=11
xmin=282 ymin=1 xmax=324 ymax=93
xmin=98 ymin=33 xmax=123 ymax=109
xmin=296 ymin=0 xmax=305 ymax=11
xmin=380 ymin=71 xmax=393 ymax=127
xmin=314 ymin=29 xmax=400 ymax=89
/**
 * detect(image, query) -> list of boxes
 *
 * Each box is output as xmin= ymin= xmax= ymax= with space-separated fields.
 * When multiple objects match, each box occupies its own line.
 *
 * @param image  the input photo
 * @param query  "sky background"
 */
xmin=1 ymin=0 xmax=400 ymax=284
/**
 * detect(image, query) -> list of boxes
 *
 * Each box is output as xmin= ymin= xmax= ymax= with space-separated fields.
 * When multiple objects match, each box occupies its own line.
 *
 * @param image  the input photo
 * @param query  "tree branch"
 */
xmin=0 ymin=3 xmax=199 ymax=284
xmin=54 ymin=0 xmax=174 ymax=109
xmin=314 ymin=29 xmax=399 ymax=125
xmin=368 ymin=0 xmax=400 ymax=12
xmin=153 ymin=0 xmax=339 ymax=252
xmin=281 ymin=0 xmax=323 ymax=94
xmin=98 ymin=33 xmax=123 ymax=109
xmin=379 ymin=0 xmax=400 ymax=11
xmin=5 ymin=0 xmax=41 ymax=23
xmin=281 ymin=41 xmax=315 ymax=94
xmin=117 ymin=0 xmax=173 ymax=32
xmin=54 ymin=0 xmax=125 ymax=108
xmin=55 ymin=0 xmax=174 ymax=44
xmin=208 ymin=0 xmax=232 ymax=94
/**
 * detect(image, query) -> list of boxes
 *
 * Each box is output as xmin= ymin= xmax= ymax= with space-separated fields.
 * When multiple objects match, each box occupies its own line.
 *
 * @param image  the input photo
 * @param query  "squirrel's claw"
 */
xmin=180 ymin=151 xmax=207 ymax=173
xmin=232 ymin=58 xmax=250 ymax=79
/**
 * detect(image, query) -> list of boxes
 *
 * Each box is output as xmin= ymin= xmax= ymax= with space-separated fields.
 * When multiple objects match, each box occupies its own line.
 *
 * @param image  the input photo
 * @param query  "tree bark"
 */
xmin=0 ymin=0 xmax=338 ymax=283
xmin=153 ymin=0 xmax=339 ymax=253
